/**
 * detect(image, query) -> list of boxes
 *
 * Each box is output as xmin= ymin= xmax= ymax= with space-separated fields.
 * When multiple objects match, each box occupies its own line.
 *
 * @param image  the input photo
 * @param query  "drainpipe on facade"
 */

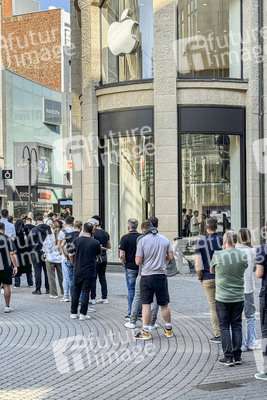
xmin=258 ymin=0 xmax=265 ymax=244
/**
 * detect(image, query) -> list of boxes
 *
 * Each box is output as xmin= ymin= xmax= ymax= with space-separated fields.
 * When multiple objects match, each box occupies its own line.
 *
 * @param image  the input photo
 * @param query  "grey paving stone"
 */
xmin=0 ymin=273 xmax=263 ymax=399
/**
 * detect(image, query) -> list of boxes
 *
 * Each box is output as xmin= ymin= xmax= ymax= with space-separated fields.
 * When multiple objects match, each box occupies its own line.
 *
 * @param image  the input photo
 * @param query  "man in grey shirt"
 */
xmin=135 ymin=220 xmax=174 ymax=340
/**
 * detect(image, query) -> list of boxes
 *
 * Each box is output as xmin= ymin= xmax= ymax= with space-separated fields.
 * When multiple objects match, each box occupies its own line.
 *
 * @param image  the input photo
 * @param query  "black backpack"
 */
xmin=63 ymin=230 xmax=80 ymax=258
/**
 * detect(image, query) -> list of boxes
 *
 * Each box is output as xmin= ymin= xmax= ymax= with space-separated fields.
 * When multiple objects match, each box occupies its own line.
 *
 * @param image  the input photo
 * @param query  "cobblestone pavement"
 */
xmin=0 ymin=272 xmax=265 ymax=400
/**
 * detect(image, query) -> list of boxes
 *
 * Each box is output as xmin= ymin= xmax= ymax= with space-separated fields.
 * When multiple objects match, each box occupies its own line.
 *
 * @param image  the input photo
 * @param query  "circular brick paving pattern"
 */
xmin=0 ymin=285 xmax=217 ymax=400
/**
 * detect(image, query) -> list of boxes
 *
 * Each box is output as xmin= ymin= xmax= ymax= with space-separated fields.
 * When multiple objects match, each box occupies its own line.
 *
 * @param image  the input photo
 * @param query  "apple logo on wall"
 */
xmin=107 ymin=9 xmax=140 ymax=57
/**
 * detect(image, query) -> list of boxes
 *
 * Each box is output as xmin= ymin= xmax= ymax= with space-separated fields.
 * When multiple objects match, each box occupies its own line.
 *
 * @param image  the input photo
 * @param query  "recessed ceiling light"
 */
xmin=224 ymin=30 xmax=228 ymax=33
xmin=203 ymin=3 xmax=207 ymax=5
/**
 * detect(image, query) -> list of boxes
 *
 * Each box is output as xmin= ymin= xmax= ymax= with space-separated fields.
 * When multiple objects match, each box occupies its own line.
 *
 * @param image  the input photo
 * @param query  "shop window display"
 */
xmin=181 ymin=134 xmax=241 ymax=237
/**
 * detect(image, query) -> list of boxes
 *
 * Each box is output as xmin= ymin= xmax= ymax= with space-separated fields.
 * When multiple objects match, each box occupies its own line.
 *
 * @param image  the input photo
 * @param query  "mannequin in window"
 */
xmin=216 ymin=134 xmax=230 ymax=183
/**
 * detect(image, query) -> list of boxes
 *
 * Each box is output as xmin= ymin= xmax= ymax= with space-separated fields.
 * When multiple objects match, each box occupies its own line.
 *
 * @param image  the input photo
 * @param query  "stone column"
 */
xmin=72 ymin=0 xmax=101 ymax=221
xmin=153 ymin=0 xmax=178 ymax=241
xmin=71 ymin=0 xmax=82 ymax=219
xmin=244 ymin=0 xmax=262 ymax=243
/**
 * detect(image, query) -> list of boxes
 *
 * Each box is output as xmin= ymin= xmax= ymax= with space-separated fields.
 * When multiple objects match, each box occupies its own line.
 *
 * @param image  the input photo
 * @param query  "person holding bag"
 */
xmin=43 ymin=222 xmax=63 ymax=299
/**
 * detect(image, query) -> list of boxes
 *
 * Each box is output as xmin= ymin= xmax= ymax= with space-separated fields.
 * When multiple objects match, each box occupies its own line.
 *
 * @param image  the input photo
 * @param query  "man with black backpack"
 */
xmin=90 ymin=215 xmax=111 ymax=304
xmin=60 ymin=220 xmax=83 ymax=300
xmin=29 ymin=216 xmax=51 ymax=295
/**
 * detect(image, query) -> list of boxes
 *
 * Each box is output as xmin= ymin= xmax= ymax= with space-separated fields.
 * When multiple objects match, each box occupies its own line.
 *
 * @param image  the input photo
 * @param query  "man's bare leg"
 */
xmin=142 ymin=304 xmax=152 ymax=326
xmin=161 ymin=304 xmax=171 ymax=323
xmin=3 ymin=284 xmax=11 ymax=307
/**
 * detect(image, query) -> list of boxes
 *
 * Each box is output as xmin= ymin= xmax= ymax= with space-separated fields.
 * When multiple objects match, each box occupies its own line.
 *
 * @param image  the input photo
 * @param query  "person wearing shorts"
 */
xmin=134 ymin=220 xmax=174 ymax=340
xmin=0 ymin=222 xmax=17 ymax=313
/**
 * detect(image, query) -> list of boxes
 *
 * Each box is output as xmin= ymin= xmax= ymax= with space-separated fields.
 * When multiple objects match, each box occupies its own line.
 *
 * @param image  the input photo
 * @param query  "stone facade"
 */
xmin=72 ymin=0 xmax=266 ymax=244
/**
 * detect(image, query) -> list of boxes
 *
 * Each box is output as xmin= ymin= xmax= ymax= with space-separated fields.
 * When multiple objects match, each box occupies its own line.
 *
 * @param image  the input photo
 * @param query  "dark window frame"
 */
xmin=177 ymin=105 xmax=246 ymax=236
xmin=98 ymin=107 xmax=155 ymax=262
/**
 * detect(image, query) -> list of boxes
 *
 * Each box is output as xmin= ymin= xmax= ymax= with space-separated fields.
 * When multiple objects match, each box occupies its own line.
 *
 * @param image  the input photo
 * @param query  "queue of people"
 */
xmin=195 ymin=217 xmax=267 ymax=381
xmin=0 ymin=207 xmax=267 ymax=382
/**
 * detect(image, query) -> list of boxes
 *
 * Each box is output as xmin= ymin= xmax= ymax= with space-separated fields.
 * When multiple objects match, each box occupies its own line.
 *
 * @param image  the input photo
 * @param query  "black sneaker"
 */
xmin=46 ymin=290 xmax=50 ymax=294
xmin=124 ymin=315 xmax=130 ymax=321
xmin=32 ymin=290 xmax=41 ymax=295
xmin=218 ymin=357 xmax=234 ymax=366
xmin=234 ymin=357 xmax=242 ymax=365
xmin=210 ymin=336 xmax=221 ymax=344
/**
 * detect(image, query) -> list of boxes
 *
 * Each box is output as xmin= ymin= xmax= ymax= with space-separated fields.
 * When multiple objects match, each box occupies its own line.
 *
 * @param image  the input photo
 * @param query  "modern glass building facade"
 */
xmin=2 ymin=69 xmax=71 ymax=217
xmin=72 ymin=0 xmax=264 ymax=261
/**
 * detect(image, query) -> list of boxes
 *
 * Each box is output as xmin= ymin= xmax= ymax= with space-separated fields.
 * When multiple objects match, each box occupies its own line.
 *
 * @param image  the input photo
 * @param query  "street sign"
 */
xmin=2 ymin=170 xmax=12 ymax=179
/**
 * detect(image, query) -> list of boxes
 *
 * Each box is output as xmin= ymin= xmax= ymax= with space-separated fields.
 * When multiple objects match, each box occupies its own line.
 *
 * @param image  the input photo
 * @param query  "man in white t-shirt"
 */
xmin=190 ymin=210 xmax=200 ymax=236
xmin=58 ymin=216 xmax=75 ymax=302
xmin=215 ymin=210 xmax=224 ymax=236
xmin=134 ymin=220 xmax=174 ymax=340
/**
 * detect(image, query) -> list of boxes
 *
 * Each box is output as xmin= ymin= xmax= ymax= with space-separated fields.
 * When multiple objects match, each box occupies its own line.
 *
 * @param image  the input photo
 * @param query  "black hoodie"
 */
xmin=29 ymin=224 xmax=52 ymax=254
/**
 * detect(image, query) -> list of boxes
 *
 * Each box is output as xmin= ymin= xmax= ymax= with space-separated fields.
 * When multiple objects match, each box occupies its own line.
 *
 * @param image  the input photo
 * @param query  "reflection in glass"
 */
xmin=101 ymin=0 xmax=153 ymax=84
xmin=104 ymin=135 xmax=154 ymax=262
xmin=181 ymin=134 xmax=241 ymax=237
xmin=178 ymin=0 xmax=241 ymax=79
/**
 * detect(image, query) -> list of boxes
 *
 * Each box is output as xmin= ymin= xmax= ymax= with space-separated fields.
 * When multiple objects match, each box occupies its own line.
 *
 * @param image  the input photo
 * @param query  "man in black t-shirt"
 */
xmin=29 ymin=217 xmax=51 ymax=295
xmin=0 ymin=222 xmax=18 ymax=313
xmin=119 ymin=218 xmax=142 ymax=320
xmin=91 ymin=215 xmax=111 ymax=304
xmin=255 ymin=245 xmax=267 ymax=380
xmin=69 ymin=222 xmax=101 ymax=320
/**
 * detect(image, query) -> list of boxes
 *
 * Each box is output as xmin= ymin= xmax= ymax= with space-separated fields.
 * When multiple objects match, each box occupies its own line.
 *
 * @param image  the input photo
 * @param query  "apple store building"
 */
xmin=71 ymin=0 xmax=266 ymax=260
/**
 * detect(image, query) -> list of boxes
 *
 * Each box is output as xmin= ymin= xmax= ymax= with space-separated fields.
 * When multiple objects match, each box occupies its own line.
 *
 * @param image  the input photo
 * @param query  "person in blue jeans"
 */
xmin=58 ymin=216 xmax=75 ymax=302
xmin=61 ymin=220 xmax=83 ymax=300
xmin=125 ymin=216 xmax=160 ymax=330
xmin=236 ymin=228 xmax=259 ymax=351
xmin=119 ymin=218 xmax=142 ymax=320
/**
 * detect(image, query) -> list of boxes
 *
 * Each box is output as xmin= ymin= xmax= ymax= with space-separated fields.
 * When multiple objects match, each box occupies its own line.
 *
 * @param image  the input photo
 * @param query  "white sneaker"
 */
xmin=5 ymin=306 xmax=13 ymax=313
xmin=125 ymin=322 xmax=136 ymax=329
xmin=1 ymin=288 xmax=4 ymax=294
xmin=60 ymin=297 xmax=70 ymax=302
xmin=79 ymin=314 xmax=91 ymax=321
xmin=50 ymin=295 xmax=59 ymax=299
xmin=90 ymin=299 xmax=96 ymax=305
xmin=87 ymin=306 xmax=96 ymax=313
xmin=149 ymin=323 xmax=159 ymax=330
xmin=96 ymin=298 xmax=109 ymax=304
xmin=252 ymin=342 xmax=262 ymax=350
xmin=70 ymin=314 xmax=78 ymax=319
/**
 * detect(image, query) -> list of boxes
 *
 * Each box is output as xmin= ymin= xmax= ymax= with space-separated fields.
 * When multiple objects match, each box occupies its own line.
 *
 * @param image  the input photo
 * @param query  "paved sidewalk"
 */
xmin=0 ymin=273 xmax=265 ymax=399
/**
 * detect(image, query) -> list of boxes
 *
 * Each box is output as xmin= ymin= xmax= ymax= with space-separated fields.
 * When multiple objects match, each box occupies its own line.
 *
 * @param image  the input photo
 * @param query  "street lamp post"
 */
xmin=21 ymin=146 xmax=38 ymax=213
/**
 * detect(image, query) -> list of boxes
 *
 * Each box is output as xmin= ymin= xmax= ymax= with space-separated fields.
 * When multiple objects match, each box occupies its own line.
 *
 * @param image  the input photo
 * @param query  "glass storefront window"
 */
xmin=181 ymin=133 xmax=241 ymax=237
xmin=177 ymin=0 xmax=241 ymax=79
xmin=103 ymin=135 xmax=154 ymax=262
xmin=101 ymin=0 xmax=153 ymax=84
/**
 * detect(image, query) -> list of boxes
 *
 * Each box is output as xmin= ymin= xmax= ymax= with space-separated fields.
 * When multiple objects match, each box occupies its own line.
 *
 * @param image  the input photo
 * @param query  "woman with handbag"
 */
xmin=43 ymin=222 xmax=63 ymax=298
